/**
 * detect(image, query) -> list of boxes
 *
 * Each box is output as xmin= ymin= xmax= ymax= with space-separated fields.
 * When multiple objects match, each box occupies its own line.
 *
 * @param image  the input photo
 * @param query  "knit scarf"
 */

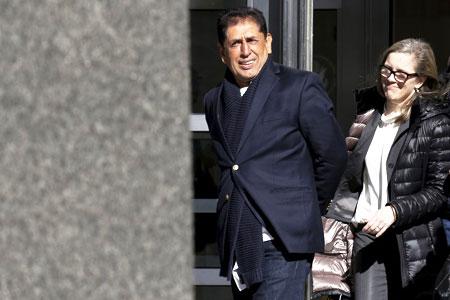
xmin=220 ymin=58 xmax=271 ymax=287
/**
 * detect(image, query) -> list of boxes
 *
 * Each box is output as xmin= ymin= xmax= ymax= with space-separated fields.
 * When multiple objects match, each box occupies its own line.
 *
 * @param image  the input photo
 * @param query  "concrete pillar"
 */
xmin=0 ymin=1 xmax=191 ymax=299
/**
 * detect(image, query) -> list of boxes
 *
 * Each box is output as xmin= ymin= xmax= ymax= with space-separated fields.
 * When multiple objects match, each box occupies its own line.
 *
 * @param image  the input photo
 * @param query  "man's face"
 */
xmin=219 ymin=19 xmax=272 ymax=87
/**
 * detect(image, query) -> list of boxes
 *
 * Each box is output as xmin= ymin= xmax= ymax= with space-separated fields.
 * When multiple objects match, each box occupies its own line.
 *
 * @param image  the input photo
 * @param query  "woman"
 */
xmin=326 ymin=38 xmax=450 ymax=299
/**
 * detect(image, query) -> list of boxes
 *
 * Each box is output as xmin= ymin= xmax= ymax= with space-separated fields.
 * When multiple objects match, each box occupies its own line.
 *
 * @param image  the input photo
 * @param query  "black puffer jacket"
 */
xmin=388 ymin=98 xmax=450 ymax=287
xmin=327 ymin=89 xmax=450 ymax=288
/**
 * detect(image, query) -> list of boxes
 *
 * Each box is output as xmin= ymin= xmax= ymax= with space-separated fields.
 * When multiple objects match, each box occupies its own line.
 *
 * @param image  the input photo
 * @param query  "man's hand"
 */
xmin=362 ymin=206 xmax=397 ymax=237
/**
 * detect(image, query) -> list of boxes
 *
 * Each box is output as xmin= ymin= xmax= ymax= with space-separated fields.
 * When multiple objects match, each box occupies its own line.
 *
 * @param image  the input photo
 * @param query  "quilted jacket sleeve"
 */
xmin=390 ymin=114 xmax=450 ymax=227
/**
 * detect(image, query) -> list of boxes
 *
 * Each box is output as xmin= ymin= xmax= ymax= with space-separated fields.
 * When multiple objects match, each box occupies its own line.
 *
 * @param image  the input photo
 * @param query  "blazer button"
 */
xmin=388 ymin=163 xmax=394 ymax=169
xmin=232 ymin=164 xmax=239 ymax=171
xmin=225 ymin=194 xmax=230 ymax=201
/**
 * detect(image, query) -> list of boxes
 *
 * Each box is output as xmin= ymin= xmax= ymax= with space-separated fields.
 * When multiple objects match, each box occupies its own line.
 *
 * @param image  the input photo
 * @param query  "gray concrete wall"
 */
xmin=0 ymin=1 xmax=191 ymax=299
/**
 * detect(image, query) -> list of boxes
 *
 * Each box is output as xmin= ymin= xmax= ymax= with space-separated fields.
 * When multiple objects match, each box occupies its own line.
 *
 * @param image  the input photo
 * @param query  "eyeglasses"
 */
xmin=380 ymin=65 xmax=418 ymax=83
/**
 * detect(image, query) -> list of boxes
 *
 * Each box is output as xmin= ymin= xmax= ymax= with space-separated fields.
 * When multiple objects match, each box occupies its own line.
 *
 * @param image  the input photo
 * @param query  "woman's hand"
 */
xmin=362 ymin=206 xmax=397 ymax=237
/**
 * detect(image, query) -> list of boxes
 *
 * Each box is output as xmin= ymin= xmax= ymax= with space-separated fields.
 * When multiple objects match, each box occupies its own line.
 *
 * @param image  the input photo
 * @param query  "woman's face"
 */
xmin=381 ymin=52 xmax=425 ymax=106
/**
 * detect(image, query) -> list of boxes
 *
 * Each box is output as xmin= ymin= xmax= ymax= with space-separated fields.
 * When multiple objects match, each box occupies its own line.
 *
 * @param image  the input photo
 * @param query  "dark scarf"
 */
xmin=220 ymin=58 xmax=271 ymax=287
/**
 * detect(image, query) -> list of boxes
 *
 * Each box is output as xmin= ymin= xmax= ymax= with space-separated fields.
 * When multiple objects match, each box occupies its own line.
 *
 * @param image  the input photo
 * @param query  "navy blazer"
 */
xmin=204 ymin=61 xmax=347 ymax=256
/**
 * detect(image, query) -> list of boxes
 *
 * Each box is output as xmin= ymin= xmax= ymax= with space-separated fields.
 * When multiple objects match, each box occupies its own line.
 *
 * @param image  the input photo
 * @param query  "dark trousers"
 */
xmin=352 ymin=230 xmax=399 ymax=300
xmin=231 ymin=240 xmax=312 ymax=300
xmin=444 ymin=219 xmax=450 ymax=246
xmin=352 ymin=229 xmax=438 ymax=300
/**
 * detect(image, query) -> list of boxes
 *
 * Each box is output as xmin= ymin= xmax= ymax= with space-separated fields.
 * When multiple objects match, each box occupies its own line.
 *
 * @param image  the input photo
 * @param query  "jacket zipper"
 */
xmin=426 ymin=222 xmax=436 ymax=254
xmin=396 ymin=233 xmax=409 ymax=287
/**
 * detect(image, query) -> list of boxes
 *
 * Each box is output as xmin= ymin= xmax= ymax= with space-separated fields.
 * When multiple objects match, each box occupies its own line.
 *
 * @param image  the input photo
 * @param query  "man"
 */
xmin=203 ymin=7 xmax=347 ymax=299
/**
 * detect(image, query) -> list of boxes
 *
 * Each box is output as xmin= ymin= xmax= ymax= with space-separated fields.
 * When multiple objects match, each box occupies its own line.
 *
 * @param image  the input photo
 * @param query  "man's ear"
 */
xmin=218 ymin=43 xmax=226 ymax=64
xmin=266 ymin=33 xmax=273 ymax=54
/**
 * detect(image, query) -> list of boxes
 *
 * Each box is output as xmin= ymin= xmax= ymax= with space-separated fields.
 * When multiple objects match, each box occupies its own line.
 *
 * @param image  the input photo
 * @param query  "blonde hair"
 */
xmin=376 ymin=38 xmax=439 ymax=123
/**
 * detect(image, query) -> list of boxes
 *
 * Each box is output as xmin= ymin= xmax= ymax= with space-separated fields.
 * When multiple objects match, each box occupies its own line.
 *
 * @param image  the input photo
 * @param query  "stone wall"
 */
xmin=0 ymin=1 xmax=191 ymax=299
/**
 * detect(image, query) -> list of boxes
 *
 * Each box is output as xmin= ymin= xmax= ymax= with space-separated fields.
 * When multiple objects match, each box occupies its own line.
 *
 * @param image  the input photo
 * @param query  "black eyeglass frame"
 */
xmin=379 ymin=65 xmax=419 ymax=83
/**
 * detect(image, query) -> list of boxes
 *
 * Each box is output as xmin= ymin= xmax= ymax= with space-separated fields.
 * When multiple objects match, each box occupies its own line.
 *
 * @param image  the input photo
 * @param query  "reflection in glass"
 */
xmin=393 ymin=0 xmax=450 ymax=71
xmin=194 ymin=213 xmax=220 ymax=268
xmin=195 ymin=285 xmax=232 ymax=300
xmin=190 ymin=10 xmax=226 ymax=113
xmin=193 ymin=133 xmax=220 ymax=267
xmin=313 ymin=10 xmax=337 ymax=108
xmin=193 ymin=132 xmax=219 ymax=199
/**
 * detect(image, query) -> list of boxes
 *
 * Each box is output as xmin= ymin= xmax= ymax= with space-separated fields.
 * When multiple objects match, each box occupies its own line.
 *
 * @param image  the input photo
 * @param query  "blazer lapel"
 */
xmin=352 ymin=110 xmax=381 ymax=156
xmin=237 ymin=62 xmax=279 ymax=154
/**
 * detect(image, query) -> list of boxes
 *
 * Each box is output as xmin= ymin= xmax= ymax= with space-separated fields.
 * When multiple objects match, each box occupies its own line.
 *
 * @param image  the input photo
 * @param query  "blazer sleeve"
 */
xmin=298 ymin=73 xmax=348 ymax=213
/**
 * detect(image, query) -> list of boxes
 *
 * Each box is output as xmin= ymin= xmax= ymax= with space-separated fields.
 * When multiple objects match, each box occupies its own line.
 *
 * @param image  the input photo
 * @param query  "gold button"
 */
xmin=232 ymin=164 xmax=239 ymax=171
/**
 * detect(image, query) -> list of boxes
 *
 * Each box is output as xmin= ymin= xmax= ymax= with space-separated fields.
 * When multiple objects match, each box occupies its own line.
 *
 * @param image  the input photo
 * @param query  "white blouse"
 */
xmin=352 ymin=111 xmax=401 ymax=223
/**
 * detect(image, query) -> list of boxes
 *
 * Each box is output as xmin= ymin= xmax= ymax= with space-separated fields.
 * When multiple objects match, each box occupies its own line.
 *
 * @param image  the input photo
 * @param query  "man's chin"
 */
xmin=235 ymin=74 xmax=255 ymax=86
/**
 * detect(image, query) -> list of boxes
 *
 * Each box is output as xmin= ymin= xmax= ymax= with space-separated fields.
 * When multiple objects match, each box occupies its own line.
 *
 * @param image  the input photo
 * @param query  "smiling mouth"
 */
xmin=384 ymin=82 xmax=400 ymax=90
xmin=239 ymin=59 xmax=255 ymax=70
